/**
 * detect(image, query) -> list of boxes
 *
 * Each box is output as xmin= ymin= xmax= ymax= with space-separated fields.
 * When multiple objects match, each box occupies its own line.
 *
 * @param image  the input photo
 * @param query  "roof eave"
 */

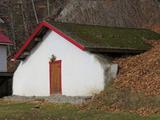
xmin=13 ymin=21 xmax=86 ymax=61
xmin=86 ymin=47 xmax=148 ymax=54
xmin=0 ymin=43 xmax=13 ymax=46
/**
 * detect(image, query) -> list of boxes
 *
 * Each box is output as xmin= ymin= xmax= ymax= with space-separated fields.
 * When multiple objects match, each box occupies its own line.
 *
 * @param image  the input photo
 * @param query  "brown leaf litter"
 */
xmin=81 ymin=40 xmax=160 ymax=116
xmin=114 ymin=40 xmax=160 ymax=96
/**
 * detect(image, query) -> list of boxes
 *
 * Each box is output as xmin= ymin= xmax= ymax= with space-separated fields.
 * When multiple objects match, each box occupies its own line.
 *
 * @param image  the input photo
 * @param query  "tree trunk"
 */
xmin=8 ymin=0 xmax=16 ymax=49
xmin=20 ymin=0 xmax=29 ymax=37
xmin=31 ymin=0 xmax=39 ymax=24
xmin=47 ymin=0 xmax=50 ymax=17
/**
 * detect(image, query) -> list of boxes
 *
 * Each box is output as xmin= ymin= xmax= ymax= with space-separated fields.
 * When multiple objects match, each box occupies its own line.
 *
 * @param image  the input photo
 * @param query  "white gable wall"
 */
xmin=13 ymin=30 xmax=105 ymax=96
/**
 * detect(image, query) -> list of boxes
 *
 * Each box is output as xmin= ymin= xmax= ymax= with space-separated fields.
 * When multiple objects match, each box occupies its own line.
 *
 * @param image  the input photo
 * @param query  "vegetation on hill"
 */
xmin=0 ymin=0 xmax=160 ymax=51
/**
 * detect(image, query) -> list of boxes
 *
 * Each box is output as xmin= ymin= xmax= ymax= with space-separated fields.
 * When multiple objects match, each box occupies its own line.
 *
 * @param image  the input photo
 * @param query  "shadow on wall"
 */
xmin=95 ymin=54 xmax=118 ymax=87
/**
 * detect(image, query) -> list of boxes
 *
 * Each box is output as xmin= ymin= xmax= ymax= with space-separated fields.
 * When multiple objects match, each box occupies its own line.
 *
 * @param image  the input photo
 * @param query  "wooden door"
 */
xmin=50 ymin=60 xmax=61 ymax=95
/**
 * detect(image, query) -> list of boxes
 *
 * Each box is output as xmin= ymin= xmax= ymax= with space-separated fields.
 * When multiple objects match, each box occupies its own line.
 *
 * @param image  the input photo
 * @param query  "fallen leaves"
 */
xmin=83 ymin=40 xmax=160 ymax=115
xmin=114 ymin=40 xmax=160 ymax=96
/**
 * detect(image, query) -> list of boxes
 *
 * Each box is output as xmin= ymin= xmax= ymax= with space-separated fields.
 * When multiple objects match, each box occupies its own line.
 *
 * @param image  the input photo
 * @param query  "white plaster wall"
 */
xmin=0 ymin=45 xmax=7 ymax=72
xmin=13 ymin=30 xmax=105 ymax=96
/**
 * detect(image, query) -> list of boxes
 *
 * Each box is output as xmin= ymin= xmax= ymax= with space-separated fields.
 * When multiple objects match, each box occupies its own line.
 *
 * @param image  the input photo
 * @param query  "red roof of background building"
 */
xmin=0 ymin=33 xmax=13 ymax=45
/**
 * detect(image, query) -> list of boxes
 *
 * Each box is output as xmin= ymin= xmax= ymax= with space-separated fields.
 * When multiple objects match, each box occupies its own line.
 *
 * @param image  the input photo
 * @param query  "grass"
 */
xmin=0 ymin=100 xmax=160 ymax=120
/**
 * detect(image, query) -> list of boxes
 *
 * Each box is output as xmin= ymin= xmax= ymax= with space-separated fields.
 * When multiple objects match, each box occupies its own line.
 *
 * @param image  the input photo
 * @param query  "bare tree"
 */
xmin=8 ymin=0 xmax=16 ymax=50
xmin=20 ymin=0 xmax=29 ymax=37
xmin=31 ymin=0 xmax=39 ymax=24
xmin=47 ymin=0 xmax=50 ymax=17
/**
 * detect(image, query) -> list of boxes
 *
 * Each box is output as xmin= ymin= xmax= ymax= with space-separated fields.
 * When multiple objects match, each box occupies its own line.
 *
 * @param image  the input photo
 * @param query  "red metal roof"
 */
xmin=0 ymin=33 xmax=13 ymax=45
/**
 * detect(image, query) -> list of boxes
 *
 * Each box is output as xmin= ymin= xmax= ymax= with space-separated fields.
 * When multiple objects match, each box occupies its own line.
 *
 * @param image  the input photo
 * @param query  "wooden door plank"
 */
xmin=50 ymin=60 xmax=61 ymax=95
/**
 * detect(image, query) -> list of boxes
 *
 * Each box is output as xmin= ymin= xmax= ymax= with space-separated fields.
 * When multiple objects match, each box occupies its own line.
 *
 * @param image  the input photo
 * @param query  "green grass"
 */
xmin=46 ymin=21 xmax=160 ymax=50
xmin=0 ymin=101 xmax=160 ymax=120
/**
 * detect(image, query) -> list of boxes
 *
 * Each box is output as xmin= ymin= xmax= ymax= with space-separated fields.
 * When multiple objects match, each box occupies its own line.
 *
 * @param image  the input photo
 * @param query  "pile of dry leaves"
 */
xmin=82 ymin=40 xmax=160 ymax=115
xmin=114 ymin=40 xmax=160 ymax=96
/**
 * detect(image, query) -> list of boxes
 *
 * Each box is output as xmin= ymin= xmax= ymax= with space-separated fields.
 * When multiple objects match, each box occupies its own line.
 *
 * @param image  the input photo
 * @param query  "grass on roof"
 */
xmin=47 ymin=21 xmax=160 ymax=51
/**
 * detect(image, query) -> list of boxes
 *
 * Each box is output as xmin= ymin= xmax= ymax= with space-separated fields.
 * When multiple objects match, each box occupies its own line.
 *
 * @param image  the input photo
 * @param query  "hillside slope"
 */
xmin=83 ymin=40 xmax=160 ymax=115
xmin=0 ymin=0 xmax=160 ymax=51
xmin=59 ymin=0 xmax=160 ymax=30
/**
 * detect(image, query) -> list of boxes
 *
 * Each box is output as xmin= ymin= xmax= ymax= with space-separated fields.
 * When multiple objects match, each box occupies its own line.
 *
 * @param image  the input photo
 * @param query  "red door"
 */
xmin=50 ymin=60 xmax=62 ymax=95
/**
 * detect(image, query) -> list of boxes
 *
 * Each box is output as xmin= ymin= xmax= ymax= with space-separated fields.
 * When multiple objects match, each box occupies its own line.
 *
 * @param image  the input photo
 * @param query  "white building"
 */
xmin=0 ymin=33 xmax=13 ymax=72
xmin=12 ymin=21 xmax=148 ymax=96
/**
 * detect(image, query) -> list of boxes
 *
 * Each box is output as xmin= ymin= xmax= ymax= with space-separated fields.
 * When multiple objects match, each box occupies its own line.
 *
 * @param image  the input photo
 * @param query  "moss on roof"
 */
xmin=48 ymin=21 xmax=160 ymax=51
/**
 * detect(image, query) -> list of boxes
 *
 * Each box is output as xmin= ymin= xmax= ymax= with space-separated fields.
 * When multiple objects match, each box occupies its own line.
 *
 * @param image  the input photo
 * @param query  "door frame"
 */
xmin=49 ymin=60 xmax=62 ymax=95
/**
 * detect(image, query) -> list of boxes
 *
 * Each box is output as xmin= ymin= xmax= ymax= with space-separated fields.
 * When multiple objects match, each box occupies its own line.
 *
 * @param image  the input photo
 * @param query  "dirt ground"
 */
xmin=2 ymin=95 xmax=91 ymax=104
